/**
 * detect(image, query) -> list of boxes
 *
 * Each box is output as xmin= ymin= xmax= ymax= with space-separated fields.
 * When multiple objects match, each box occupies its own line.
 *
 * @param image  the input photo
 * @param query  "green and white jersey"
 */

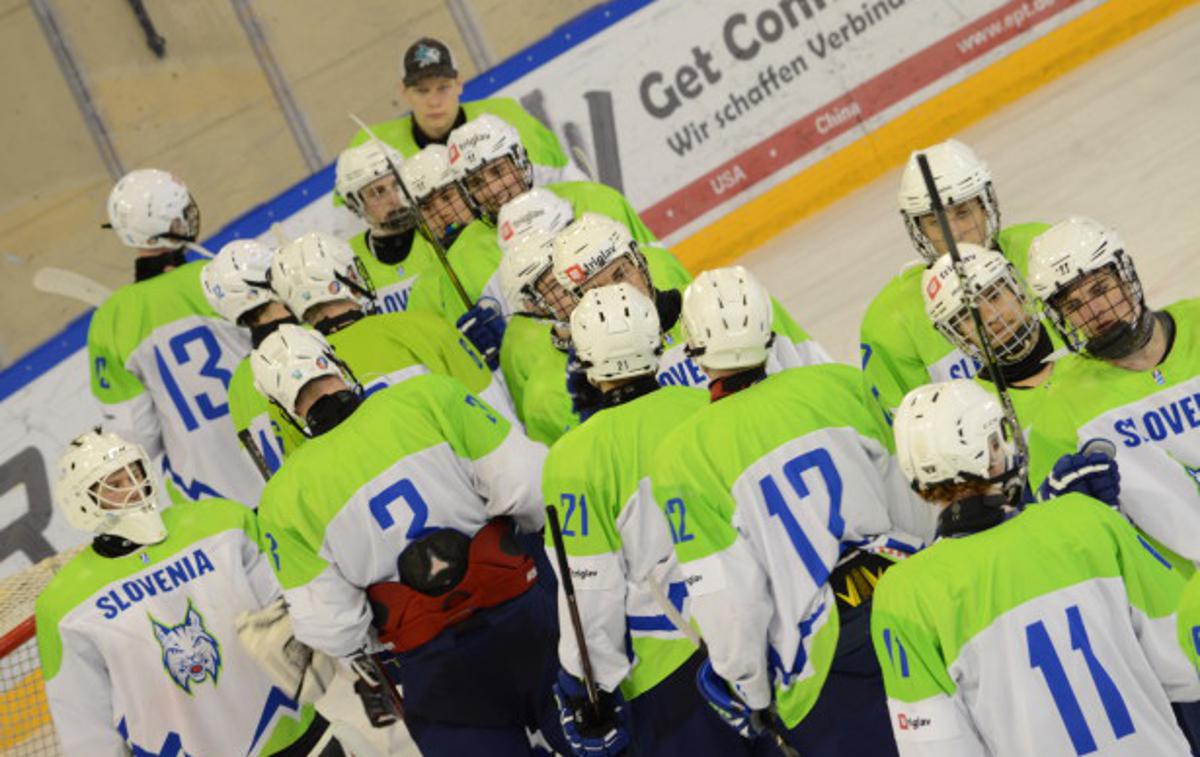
xmin=1178 ymin=572 xmax=1200 ymax=674
xmin=419 ymin=181 xmax=660 ymax=323
xmin=350 ymin=231 xmax=440 ymax=314
xmin=257 ymin=374 xmax=546 ymax=658
xmin=35 ymin=499 xmax=316 ymax=756
xmin=228 ymin=357 xmax=284 ymax=478
xmin=542 ymin=387 xmax=708 ymax=699
xmin=651 ymin=366 xmax=936 ymax=727
xmin=88 ymin=261 xmax=263 ymax=506
xmin=522 ymin=347 xmax=575 ymax=446
xmin=500 ymin=315 xmax=555 ymax=420
xmin=860 ymin=223 xmax=1049 ymax=423
xmin=872 ymin=494 xmax=1200 ymax=757
xmin=270 ymin=311 xmax=517 ymax=457
xmin=342 ymin=97 xmax=585 ymax=204
xmin=1027 ymin=299 xmax=1200 ymax=563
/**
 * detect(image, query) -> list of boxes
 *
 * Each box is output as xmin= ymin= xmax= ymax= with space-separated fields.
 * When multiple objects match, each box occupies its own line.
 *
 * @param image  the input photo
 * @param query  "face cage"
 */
xmin=418 ymin=183 xmax=479 ymax=245
xmin=903 ymin=184 xmax=1001 ymax=263
xmin=463 ymin=153 xmax=532 ymax=221
xmin=572 ymin=250 xmax=651 ymax=298
xmin=529 ymin=268 xmax=578 ymax=324
xmin=355 ymin=177 xmax=418 ymax=236
xmin=939 ymin=275 xmax=1041 ymax=365
xmin=1045 ymin=257 xmax=1146 ymax=356
xmin=88 ymin=459 xmax=156 ymax=512
xmin=155 ymin=198 xmax=202 ymax=247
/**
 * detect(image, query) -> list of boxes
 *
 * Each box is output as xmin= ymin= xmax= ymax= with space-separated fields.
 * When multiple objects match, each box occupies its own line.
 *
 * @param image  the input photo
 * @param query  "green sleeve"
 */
xmin=860 ymin=293 xmax=927 ymax=424
xmin=521 ymin=353 xmax=578 ymax=446
xmin=88 ymin=302 xmax=144 ymax=404
xmin=500 ymin=317 xmax=554 ymax=418
xmin=435 ymin=375 xmax=513 ymax=461
xmin=871 ymin=574 xmax=958 ymax=702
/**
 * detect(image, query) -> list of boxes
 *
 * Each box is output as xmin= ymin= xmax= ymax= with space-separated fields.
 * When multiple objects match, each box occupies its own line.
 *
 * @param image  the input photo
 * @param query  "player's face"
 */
xmin=418 ymin=185 xmax=476 ymax=243
xmin=986 ymin=431 xmax=1007 ymax=478
xmin=917 ymin=198 xmax=990 ymax=255
xmin=533 ymin=270 xmax=577 ymax=322
xmin=402 ymin=76 xmax=463 ymax=139
xmin=464 ymin=157 xmax=528 ymax=218
xmin=359 ymin=174 xmax=411 ymax=234
xmin=92 ymin=462 xmax=151 ymax=509
xmin=579 ymin=258 xmax=652 ymax=300
xmin=953 ymin=281 xmax=1034 ymax=358
xmin=1053 ymin=268 xmax=1137 ymax=339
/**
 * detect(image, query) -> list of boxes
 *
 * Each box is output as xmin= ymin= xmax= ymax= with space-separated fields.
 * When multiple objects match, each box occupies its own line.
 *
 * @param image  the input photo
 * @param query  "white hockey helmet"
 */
xmin=335 ymin=142 xmax=411 ymax=214
xmin=897 ymin=140 xmax=999 ymax=262
xmin=398 ymin=144 xmax=457 ymax=202
xmin=106 ymin=169 xmax=200 ymax=250
xmin=271 ymin=231 xmax=373 ymax=320
xmin=251 ymin=324 xmax=348 ymax=421
xmin=201 ymin=239 xmax=279 ymax=324
xmin=499 ymin=230 xmax=557 ymax=314
xmin=552 ymin=213 xmax=645 ymax=295
xmin=1027 ymin=217 xmax=1150 ymax=358
xmin=496 ymin=188 xmax=574 ymax=254
xmin=681 ymin=266 xmax=774 ymax=371
xmin=447 ymin=114 xmax=532 ymax=185
xmin=55 ymin=429 xmax=166 ymax=545
xmin=922 ymin=244 xmax=1040 ymax=364
xmin=893 ymin=380 xmax=1016 ymax=493
xmin=571 ymin=283 xmax=662 ymax=384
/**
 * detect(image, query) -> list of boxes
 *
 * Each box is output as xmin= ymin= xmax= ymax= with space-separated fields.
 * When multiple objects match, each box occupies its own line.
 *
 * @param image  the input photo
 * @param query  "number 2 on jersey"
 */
xmin=1027 ymin=604 xmax=1134 ymax=755
xmin=759 ymin=447 xmax=844 ymax=586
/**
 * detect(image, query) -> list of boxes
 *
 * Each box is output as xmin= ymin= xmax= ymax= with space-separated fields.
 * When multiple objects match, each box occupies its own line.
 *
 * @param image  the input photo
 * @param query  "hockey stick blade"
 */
xmin=33 ymin=267 xmax=113 ymax=308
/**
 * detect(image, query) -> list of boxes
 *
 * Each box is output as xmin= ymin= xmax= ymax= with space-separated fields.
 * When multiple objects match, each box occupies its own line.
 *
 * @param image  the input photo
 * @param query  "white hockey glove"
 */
xmin=235 ymin=598 xmax=336 ymax=705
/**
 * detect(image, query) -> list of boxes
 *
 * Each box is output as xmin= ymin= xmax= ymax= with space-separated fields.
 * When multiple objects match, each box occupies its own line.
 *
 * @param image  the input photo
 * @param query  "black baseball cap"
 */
xmin=403 ymin=38 xmax=459 ymax=86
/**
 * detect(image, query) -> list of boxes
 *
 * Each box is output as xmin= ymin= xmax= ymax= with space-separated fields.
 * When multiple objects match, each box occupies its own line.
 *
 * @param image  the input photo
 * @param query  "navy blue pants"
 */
xmin=782 ymin=601 xmax=899 ymax=757
xmin=383 ymin=574 xmax=568 ymax=756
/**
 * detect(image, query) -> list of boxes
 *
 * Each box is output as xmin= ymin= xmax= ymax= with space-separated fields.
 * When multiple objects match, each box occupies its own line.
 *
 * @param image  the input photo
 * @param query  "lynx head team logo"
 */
xmin=150 ymin=601 xmax=222 ymax=693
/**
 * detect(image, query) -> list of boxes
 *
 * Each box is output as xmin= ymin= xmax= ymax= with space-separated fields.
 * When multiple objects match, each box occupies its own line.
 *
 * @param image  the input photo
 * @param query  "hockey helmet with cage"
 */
xmin=570 ymin=283 xmax=662 ymax=384
xmin=496 ymin=188 xmax=574 ymax=254
xmin=552 ymin=213 xmax=646 ymax=296
xmin=398 ymin=144 xmax=458 ymax=203
xmin=335 ymin=142 xmax=415 ymax=234
xmin=1027 ymin=216 xmax=1152 ymax=360
xmin=897 ymin=140 xmax=999 ymax=262
xmin=251 ymin=324 xmax=352 ymax=423
xmin=270 ymin=231 xmax=374 ymax=321
xmin=922 ymin=244 xmax=1041 ymax=365
xmin=681 ymin=266 xmax=774 ymax=371
xmin=201 ymin=239 xmax=279 ymax=325
xmin=106 ymin=169 xmax=200 ymax=250
xmin=893 ymin=380 xmax=1018 ymax=495
xmin=55 ymin=429 xmax=166 ymax=545
xmin=499 ymin=230 xmax=557 ymax=315
xmin=447 ymin=115 xmax=533 ymax=219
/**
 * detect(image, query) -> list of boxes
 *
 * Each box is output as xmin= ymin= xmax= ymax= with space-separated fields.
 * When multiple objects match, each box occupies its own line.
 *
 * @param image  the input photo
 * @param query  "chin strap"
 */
xmin=314 ymin=309 xmax=366 ymax=335
xmin=709 ymin=365 xmax=767 ymax=402
xmin=935 ymin=493 xmax=1010 ymax=539
xmin=134 ymin=249 xmax=187 ymax=282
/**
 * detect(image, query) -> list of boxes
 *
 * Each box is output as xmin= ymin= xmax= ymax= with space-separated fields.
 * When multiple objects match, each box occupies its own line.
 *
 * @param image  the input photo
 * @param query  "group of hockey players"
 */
xmin=30 ymin=33 xmax=1200 ymax=757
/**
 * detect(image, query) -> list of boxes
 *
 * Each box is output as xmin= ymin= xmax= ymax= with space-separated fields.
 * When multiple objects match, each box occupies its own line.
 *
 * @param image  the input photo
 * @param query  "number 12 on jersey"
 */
xmin=1027 ymin=604 xmax=1134 ymax=755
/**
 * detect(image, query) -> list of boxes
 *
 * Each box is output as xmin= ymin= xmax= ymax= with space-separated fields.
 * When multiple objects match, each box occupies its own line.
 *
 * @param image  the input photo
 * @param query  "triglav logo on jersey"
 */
xmin=150 ymin=601 xmax=222 ymax=694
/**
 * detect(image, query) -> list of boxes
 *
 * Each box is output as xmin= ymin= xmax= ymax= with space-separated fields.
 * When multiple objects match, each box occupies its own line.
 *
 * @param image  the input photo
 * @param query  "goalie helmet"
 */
xmin=552 ymin=213 xmax=645 ymax=295
xmin=398 ymin=144 xmax=457 ymax=202
xmin=201 ymin=239 xmax=279 ymax=324
xmin=893 ymin=380 xmax=1016 ymax=492
xmin=55 ymin=430 xmax=166 ymax=545
xmin=271 ymin=231 xmax=373 ymax=320
xmin=897 ymin=140 xmax=999 ymax=262
xmin=499 ymin=230 xmax=557 ymax=314
xmin=571 ymin=283 xmax=662 ymax=384
xmin=681 ymin=266 xmax=774 ymax=371
xmin=335 ymin=142 xmax=411 ymax=216
xmin=922 ymin=244 xmax=1040 ymax=365
xmin=448 ymin=115 xmax=532 ymax=192
xmin=251 ymin=324 xmax=348 ymax=421
xmin=496 ymin=188 xmax=574 ymax=254
xmin=106 ymin=169 xmax=200 ymax=250
xmin=1027 ymin=216 xmax=1151 ymax=359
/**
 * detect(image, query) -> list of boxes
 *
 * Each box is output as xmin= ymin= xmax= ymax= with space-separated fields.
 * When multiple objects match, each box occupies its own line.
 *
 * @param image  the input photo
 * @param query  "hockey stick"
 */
xmin=348 ymin=113 xmax=474 ymax=311
xmin=33 ymin=267 xmax=113 ymax=308
xmin=545 ymin=504 xmax=602 ymax=719
xmin=915 ymin=154 xmax=1031 ymax=477
xmin=236 ymin=429 xmax=273 ymax=481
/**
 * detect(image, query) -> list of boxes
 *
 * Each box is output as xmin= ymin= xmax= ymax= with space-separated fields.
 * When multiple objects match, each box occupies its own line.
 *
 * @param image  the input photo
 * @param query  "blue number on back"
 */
xmin=561 ymin=493 xmax=588 ymax=537
xmin=759 ymin=447 xmax=843 ymax=585
xmin=1027 ymin=605 xmax=1134 ymax=755
xmin=156 ymin=326 xmax=232 ymax=430
xmin=665 ymin=498 xmax=693 ymax=544
xmin=369 ymin=478 xmax=431 ymax=539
